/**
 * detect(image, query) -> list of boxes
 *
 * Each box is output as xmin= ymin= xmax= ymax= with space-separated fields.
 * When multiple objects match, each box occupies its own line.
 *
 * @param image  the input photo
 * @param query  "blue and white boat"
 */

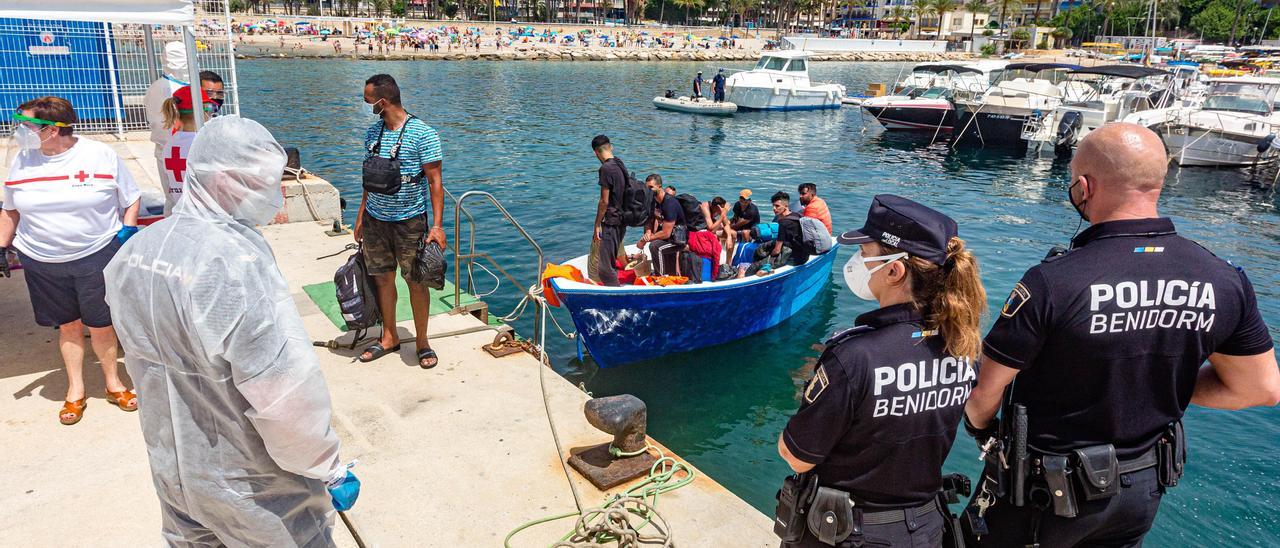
xmin=550 ymin=240 xmax=839 ymax=368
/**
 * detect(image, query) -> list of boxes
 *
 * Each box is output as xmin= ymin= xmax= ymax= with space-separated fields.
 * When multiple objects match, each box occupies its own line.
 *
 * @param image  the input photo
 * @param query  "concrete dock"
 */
xmin=0 ymin=214 xmax=776 ymax=543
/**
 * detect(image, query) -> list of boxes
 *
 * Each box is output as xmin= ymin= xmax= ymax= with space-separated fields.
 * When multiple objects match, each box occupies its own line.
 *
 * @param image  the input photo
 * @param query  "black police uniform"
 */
xmin=976 ymin=218 xmax=1274 ymax=547
xmin=779 ymin=194 xmax=977 ymax=548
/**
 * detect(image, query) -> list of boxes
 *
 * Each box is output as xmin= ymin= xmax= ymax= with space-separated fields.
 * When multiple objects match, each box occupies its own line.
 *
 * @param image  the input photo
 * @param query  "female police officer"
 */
xmin=776 ymin=194 xmax=986 ymax=548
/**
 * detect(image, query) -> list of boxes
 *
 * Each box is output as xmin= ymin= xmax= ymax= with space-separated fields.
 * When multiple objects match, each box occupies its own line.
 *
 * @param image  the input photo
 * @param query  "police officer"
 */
xmin=963 ymin=123 xmax=1280 ymax=547
xmin=777 ymin=195 xmax=988 ymax=547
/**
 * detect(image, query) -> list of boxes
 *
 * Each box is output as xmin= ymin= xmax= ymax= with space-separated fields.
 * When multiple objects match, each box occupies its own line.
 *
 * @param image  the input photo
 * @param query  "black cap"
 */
xmin=838 ymin=194 xmax=958 ymax=266
xmin=591 ymin=134 xmax=610 ymax=150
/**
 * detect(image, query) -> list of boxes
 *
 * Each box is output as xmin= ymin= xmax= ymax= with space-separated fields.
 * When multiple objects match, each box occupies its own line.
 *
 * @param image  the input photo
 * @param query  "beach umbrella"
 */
xmin=320 ymin=29 xmax=332 ymax=35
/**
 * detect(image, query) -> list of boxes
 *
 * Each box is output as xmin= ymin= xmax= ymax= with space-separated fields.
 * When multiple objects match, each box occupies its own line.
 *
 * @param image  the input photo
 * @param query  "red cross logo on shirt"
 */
xmin=164 ymin=146 xmax=187 ymax=183
xmin=74 ymin=170 xmax=89 ymax=183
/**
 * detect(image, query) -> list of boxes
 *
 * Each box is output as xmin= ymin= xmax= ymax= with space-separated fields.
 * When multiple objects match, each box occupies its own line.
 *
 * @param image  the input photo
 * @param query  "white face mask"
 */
xmin=842 ymin=249 xmax=908 ymax=301
xmin=364 ymin=98 xmax=384 ymax=117
xmin=14 ymin=124 xmax=49 ymax=150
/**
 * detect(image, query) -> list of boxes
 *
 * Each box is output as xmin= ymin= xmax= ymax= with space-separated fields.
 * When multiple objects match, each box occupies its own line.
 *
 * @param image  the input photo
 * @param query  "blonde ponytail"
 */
xmin=890 ymin=237 xmax=988 ymax=358
xmin=160 ymin=97 xmax=196 ymax=131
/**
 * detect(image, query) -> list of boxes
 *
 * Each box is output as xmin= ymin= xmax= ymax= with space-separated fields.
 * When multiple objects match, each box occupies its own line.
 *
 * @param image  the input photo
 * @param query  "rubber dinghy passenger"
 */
xmin=104 ymin=116 xmax=360 ymax=546
xmin=776 ymin=194 xmax=988 ymax=548
xmin=963 ymin=123 xmax=1280 ymax=548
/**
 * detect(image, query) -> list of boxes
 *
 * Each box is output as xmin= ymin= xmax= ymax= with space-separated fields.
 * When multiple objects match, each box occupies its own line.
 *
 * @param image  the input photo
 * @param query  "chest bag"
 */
xmin=363 ymin=117 xmax=423 ymax=195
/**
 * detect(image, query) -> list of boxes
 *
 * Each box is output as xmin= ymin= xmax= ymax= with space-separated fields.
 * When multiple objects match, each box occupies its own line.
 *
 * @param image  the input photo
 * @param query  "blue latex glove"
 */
xmin=116 ymin=225 xmax=139 ymax=245
xmin=327 ymin=470 xmax=361 ymax=511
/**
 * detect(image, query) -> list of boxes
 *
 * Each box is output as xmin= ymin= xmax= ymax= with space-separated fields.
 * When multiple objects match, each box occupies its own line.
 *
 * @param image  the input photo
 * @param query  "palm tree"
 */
xmin=931 ymin=0 xmax=960 ymax=42
xmin=962 ymin=0 xmax=988 ymax=50
xmin=889 ymin=5 xmax=910 ymax=38
xmin=992 ymin=0 xmax=1023 ymax=32
xmin=915 ymin=0 xmax=938 ymax=39
xmin=673 ymin=0 xmax=702 ymax=25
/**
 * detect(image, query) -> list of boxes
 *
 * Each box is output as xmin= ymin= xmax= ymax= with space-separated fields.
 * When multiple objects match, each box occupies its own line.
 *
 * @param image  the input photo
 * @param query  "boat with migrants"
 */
xmin=548 ymin=240 xmax=839 ymax=368
xmin=652 ymin=95 xmax=738 ymax=115
xmin=724 ymin=50 xmax=845 ymax=111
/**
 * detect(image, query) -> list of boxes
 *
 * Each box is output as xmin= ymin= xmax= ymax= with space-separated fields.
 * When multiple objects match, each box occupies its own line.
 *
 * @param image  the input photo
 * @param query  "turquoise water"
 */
xmin=239 ymin=60 xmax=1280 ymax=546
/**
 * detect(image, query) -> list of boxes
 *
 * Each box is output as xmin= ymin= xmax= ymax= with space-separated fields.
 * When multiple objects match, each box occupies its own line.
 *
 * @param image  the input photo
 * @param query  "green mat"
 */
xmin=303 ymin=276 xmax=494 ymax=331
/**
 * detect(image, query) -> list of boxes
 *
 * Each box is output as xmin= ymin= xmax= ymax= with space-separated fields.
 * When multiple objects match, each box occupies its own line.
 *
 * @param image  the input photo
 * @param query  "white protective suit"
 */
xmin=104 ymin=116 xmax=343 ymax=547
xmin=144 ymin=42 xmax=190 ymax=186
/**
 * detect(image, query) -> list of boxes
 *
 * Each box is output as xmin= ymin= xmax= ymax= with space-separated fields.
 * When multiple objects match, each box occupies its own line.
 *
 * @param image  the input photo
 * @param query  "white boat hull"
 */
xmin=726 ymin=85 xmax=844 ymax=111
xmin=1162 ymin=126 xmax=1279 ymax=166
xmin=652 ymin=96 xmax=737 ymax=115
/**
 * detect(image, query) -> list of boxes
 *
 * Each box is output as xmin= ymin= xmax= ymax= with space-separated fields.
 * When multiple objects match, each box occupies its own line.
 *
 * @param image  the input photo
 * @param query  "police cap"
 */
xmin=838 ymin=194 xmax=957 ymax=266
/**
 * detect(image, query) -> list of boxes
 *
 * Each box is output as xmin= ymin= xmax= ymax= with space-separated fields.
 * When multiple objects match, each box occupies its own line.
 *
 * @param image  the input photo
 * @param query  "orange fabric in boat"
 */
xmin=634 ymin=275 xmax=689 ymax=286
xmin=541 ymin=264 xmax=587 ymax=307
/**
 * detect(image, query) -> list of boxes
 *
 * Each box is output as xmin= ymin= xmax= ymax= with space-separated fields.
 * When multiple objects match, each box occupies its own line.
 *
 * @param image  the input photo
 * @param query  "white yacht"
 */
xmin=861 ymin=62 xmax=1005 ymax=132
xmin=1124 ymin=77 xmax=1280 ymax=167
xmin=1021 ymin=65 xmax=1175 ymax=155
xmin=724 ymin=50 xmax=845 ymax=111
xmin=951 ymin=63 xmax=1078 ymax=148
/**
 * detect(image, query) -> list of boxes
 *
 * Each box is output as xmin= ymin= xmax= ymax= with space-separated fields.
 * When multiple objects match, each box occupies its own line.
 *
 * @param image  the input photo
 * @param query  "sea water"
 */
xmin=240 ymin=59 xmax=1280 ymax=546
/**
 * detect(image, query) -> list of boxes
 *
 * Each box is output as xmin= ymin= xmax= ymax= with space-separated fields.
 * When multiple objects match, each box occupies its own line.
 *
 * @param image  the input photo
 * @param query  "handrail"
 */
xmin=453 ymin=190 xmax=546 ymax=342
xmin=442 ymin=186 xmax=478 ymax=294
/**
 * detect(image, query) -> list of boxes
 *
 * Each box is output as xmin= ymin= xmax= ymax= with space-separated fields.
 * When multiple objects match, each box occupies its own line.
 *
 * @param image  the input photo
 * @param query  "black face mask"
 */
xmin=1068 ymin=178 xmax=1089 ymax=222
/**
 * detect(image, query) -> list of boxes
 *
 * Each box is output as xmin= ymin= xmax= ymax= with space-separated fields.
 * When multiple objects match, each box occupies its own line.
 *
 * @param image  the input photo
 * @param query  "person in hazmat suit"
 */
xmin=144 ymin=42 xmax=190 ymax=185
xmin=104 ymin=115 xmax=360 ymax=547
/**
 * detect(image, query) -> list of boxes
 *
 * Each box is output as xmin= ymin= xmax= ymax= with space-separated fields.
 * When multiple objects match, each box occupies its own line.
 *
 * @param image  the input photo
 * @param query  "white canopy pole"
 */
xmin=183 ymin=26 xmax=204 ymax=131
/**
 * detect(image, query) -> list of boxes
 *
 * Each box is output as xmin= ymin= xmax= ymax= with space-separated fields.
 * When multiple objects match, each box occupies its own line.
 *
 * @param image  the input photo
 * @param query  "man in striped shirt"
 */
xmin=355 ymin=74 xmax=446 ymax=369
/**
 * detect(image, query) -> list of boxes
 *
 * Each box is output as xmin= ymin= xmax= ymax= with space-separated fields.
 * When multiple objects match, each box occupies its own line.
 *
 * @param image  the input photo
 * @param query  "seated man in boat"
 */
xmin=730 ymin=189 xmax=761 ymax=243
xmin=637 ymin=174 xmax=687 ymax=276
xmin=700 ymin=196 xmax=734 ymax=257
xmin=770 ymin=191 xmax=812 ymax=266
xmin=798 ymin=183 xmax=833 ymax=235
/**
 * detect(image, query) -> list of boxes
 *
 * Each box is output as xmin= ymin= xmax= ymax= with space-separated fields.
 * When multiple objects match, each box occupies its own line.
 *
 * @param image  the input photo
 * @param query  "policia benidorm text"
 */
xmin=775 ymin=195 xmax=989 ymax=548
xmin=962 ymin=124 xmax=1280 ymax=548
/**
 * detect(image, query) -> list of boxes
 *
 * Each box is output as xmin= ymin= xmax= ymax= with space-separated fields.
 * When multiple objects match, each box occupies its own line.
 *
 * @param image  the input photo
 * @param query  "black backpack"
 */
xmin=674 ymin=193 xmax=705 ymax=231
xmin=335 ymin=246 xmax=382 ymax=336
xmin=612 ymin=159 xmax=653 ymax=228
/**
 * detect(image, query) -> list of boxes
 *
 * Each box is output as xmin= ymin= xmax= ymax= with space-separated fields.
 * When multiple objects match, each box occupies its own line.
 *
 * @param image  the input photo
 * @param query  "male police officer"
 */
xmin=964 ymin=123 xmax=1280 ymax=547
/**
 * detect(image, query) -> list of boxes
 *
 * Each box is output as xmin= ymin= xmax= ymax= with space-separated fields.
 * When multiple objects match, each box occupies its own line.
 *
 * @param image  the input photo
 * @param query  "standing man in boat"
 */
xmin=693 ymin=71 xmax=704 ymax=100
xmin=963 ymin=123 xmax=1280 ymax=547
xmin=354 ymin=74 xmax=447 ymax=369
xmin=776 ymin=195 xmax=987 ymax=547
xmin=713 ymin=68 xmax=727 ymax=103
xmin=591 ymin=134 xmax=629 ymax=287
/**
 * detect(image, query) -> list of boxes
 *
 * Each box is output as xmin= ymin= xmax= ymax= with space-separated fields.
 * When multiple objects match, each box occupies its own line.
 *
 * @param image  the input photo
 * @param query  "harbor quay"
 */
xmin=0 ymin=140 xmax=776 ymax=546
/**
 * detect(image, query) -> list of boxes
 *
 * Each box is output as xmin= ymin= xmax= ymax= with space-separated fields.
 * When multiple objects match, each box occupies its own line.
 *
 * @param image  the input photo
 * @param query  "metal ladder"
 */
xmin=442 ymin=187 xmax=547 ymax=345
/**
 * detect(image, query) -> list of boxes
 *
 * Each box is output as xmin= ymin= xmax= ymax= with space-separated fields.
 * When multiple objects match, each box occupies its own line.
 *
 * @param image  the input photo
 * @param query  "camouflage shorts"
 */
xmin=362 ymin=213 xmax=427 ymax=277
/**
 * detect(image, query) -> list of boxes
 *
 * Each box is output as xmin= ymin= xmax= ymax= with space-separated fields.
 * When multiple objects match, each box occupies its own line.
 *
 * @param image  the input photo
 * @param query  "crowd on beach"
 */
xmin=230 ymin=17 xmax=760 ymax=55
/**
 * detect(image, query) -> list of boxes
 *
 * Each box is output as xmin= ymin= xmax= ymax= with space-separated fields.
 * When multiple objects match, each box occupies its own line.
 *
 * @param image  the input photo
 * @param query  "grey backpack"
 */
xmin=799 ymin=217 xmax=832 ymax=254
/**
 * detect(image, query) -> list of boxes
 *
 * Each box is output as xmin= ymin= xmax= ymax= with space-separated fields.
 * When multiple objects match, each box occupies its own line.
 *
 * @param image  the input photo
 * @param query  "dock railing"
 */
xmin=450 ymin=189 xmax=546 ymax=345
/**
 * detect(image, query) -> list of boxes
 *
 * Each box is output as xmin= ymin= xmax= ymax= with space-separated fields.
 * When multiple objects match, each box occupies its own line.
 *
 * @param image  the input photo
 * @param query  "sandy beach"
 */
xmin=227 ymin=16 xmax=974 ymax=62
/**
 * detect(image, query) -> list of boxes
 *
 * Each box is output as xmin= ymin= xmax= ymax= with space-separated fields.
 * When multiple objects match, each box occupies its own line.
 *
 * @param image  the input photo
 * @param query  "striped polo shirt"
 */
xmin=363 ymin=116 xmax=443 ymax=222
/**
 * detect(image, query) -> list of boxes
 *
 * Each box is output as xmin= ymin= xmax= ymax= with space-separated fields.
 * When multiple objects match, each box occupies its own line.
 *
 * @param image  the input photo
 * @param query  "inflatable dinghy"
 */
xmin=653 ymin=96 xmax=737 ymax=116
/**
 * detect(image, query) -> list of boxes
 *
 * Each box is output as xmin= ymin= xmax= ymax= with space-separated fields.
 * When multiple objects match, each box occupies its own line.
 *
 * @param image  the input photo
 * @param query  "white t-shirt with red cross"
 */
xmin=3 ymin=138 xmax=142 ymax=263
xmin=161 ymin=130 xmax=196 ymax=215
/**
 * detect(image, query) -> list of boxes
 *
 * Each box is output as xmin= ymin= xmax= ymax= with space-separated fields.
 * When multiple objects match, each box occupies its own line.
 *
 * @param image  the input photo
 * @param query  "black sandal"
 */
xmin=417 ymin=347 xmax=439 ymax=369
xmin=359 ymin=342 xmax=401 ymax=363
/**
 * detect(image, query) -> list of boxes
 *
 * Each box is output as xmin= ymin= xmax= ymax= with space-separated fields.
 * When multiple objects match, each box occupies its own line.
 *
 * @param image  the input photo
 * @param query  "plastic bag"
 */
xmin=412 ymin=239 xmax=447 ymax=290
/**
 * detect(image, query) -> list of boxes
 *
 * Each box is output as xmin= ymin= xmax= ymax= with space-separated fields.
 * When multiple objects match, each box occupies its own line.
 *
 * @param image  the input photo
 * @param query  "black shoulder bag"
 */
xmin=362 ymin=116 xmax=420 ymax=195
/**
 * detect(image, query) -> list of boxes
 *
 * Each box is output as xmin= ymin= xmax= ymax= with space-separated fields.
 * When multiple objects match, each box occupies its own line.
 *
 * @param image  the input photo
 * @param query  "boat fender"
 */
xmin=1258 ymin=133 xmax=1277 ymax=153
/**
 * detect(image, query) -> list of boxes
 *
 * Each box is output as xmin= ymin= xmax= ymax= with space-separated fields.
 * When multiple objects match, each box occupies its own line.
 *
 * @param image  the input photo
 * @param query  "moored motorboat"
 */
xmin=951 ymin=63 xmax=1079 ymax=148
xmin=652 ymin=95 xmax=738 ymax=115
xmin=861 ymin=63 xmax=1005 ymax=133
xmin=1125 ymin=76 xmax=1280 ymax=167
xmin=1021 ymin=65 xmax=1175 ymax=156
xmin=548 ymin=241 xmax=839 ymax=368
xmin=724 ymin=50 xmax=845 ymax=111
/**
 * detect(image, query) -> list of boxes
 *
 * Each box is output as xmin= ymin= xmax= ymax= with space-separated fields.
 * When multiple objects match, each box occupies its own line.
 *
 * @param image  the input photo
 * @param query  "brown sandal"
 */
xmin=106 ymin=389 xmax=138 ymax=412
xmin=60 ymin=398 xmax=88 ymax=425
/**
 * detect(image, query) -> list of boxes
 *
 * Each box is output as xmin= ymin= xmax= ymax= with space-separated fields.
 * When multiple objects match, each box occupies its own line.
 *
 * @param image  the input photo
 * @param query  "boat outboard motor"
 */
xmin=664 ymin=89 xmax=676 ymax=99
xmin=567 ymin=394 xmax=658 ymax=489
xmin=1055 ymin=111 xmax=1084 ymax=158
xmin=1257 ymin=133 xmax=1277 ymax=154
